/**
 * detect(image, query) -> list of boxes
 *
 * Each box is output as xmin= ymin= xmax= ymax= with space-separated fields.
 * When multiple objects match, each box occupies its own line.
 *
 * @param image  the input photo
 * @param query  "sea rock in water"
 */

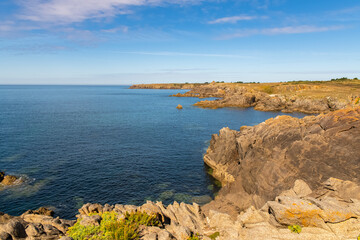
xmin=1 ymin=176 xmax=18 ymax=186
xmin=176 ymin=104 xmax=183 ymax=109
xmin=203 ymin=107 xmax=360 ymax=216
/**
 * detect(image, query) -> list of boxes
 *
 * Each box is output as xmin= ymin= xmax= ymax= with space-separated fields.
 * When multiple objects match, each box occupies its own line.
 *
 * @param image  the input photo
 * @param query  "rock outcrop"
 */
xmin=0 ymin=172 xmax=21 ymax=187
xmin=0 ymin=207 xmax=74 ymax=240
xmin=1 ymin=177 xmax=360 ymax=239
xmin=203 ymin=107 xmax=360 ymax=217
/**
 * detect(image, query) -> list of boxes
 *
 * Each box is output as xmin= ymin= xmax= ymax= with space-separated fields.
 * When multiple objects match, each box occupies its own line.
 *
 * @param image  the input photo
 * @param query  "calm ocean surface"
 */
xmin=0 ymin=85 xmax=307 ymax=219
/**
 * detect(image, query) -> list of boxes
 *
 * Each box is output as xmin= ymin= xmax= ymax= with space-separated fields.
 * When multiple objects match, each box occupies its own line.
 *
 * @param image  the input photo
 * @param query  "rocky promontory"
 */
xmin=131 ymin=79 xmax=360 ymax=114
xmin=202 ymin=107 xmax=360 ymax=217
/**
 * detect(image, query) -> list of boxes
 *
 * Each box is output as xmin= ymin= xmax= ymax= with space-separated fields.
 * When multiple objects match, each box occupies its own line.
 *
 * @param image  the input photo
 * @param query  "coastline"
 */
xmin=131 ymin=79 xmax=360 ymax=114
xmin=1 ymin=82 xmax=360 ymax=239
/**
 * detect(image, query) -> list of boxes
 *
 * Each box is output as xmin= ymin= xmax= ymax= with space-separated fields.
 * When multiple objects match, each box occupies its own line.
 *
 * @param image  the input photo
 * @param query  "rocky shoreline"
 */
xmin=1 ymin=177 xmax=360 ymax=239
xmin=1 ymin=103 xmax=360 ymax=239
xmin=131 ymin=80 xmax=360 ymax=114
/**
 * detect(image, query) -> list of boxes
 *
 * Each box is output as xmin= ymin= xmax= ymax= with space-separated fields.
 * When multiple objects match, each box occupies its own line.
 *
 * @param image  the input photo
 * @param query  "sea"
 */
xmin=0 ymin=85 xmax=307 ymax=219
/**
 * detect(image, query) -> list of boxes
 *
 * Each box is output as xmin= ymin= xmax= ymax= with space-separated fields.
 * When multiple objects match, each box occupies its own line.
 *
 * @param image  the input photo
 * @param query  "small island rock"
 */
xmin=176 ymin=104 xmax=183 ymax=109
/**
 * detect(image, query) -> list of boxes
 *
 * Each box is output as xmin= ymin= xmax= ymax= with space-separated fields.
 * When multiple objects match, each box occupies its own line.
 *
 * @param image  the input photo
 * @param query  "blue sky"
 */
xmin=0 ymin=0 xmax=360 ymax=84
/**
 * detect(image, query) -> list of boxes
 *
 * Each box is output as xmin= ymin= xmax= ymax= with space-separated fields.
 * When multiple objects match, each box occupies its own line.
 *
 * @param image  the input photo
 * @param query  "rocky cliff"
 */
xmin=203 ymin=107 xmax=360 ymax=217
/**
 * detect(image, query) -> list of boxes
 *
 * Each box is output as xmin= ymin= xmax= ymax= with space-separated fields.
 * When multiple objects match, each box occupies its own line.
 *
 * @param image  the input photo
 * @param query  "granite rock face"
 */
xmin=203 ymin=107 xmax=360 ymax=216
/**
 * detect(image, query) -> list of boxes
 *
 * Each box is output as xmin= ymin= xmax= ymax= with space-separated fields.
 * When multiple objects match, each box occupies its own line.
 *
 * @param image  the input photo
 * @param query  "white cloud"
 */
xmin=219 ymin=25 xmax=345 ymax=39
xmin=16 ymin=0 xmax=203 ymax=24
xmin=208 ymin=15 xmax=259 ymax=24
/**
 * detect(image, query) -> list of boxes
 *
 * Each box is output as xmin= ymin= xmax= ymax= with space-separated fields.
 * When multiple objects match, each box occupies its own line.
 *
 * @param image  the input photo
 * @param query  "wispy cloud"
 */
xmin=219 ymin=25 xmax=345 ymax=39
xmin=208 ymin=15 xmax=261 ymax=24
xmin=101 ymin=26 xmax=129 ymax=33
xmin=123 ymin=51 xmax=253 ymax=58
xmin=16 ymin=0 xmax=203 ymax=24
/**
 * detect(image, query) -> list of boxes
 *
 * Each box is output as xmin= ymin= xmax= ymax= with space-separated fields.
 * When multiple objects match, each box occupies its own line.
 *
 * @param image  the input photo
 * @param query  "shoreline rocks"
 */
xmin=2 ymin=178 xmax=359 ymax=239
xmin=0 ymin=207 xmax=75 ymax=240
xmin=130 ymin=81 xmax=360 ymax=114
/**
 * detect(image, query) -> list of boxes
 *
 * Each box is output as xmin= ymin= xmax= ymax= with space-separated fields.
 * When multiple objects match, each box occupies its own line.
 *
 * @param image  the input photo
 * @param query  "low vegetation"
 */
xmin=67 ymin=211 xmax=160 ymax=240
xmin=187 ymin=233 xmax=201 ymax=240
xmin=288 ymin=224 xmax=302 ymax=234
xmin=208 ymin=231 xmax=220 ymax=239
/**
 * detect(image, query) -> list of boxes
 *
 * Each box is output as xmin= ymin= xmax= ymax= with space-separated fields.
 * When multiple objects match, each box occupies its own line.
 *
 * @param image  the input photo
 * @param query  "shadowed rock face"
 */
xmin=203 ymin=107 xmax=360 ymax=216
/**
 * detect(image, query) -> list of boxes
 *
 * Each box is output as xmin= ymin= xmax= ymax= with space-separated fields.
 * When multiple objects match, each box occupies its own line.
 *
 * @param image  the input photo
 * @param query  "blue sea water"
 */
xmin=0 ymin=85 xmax=307 ymax=219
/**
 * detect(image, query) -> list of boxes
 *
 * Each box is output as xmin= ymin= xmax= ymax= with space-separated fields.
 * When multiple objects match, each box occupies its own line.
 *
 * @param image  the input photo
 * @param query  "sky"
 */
xmin=0 ymin=0 xmax=360 ymax=85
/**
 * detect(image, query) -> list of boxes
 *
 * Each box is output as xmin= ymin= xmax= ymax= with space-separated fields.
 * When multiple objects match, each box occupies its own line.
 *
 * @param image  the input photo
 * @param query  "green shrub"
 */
xmin=288 ymin=224 xmax=302 ymax=234
xmin=67 ymin=211 xmax=160 ymax=240
xmin=187 ymin=233 xmax=201 ymax=240
xmin=357 ymin=234 xmax=360 ymax=240
xmin=208 ymin=231 xmax=220 ymax=239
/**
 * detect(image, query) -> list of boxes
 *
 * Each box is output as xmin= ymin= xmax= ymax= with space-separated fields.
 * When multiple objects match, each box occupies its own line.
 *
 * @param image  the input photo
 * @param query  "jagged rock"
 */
xmin=80 ymin=215 xmax=102 ymax=226
xmin=25 ymin=223 xmax=43 ymax=237
xmin=78 ymin=203 xmax=106 ymax=216
xmin=280 ymin=179 xmax=312 ymax=198
xmin=141 ymin=226 xmax=173 ymax=240
xmin=22 ymin=207 xmax=54 ymax=217
xmin=203 ymin=108 xmax=360 ymax=217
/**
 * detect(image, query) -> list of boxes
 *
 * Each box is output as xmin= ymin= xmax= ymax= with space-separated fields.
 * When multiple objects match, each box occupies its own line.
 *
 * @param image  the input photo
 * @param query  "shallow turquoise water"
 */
xmin=0 ymin=85 xmax=307 ymax=218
